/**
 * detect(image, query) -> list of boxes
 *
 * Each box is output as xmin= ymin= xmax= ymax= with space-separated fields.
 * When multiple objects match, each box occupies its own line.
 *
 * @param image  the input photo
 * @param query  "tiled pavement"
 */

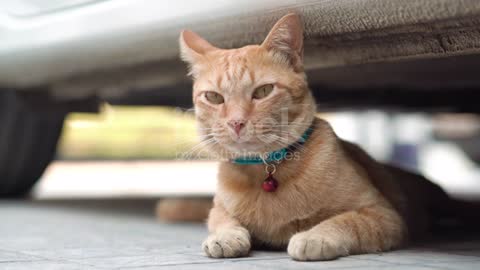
xmin=0 ymin=199 xmax=479 ymax=270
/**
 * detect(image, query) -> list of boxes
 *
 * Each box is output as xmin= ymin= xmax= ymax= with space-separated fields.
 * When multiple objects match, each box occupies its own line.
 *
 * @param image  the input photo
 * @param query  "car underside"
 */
xmin=1 ymin=0 xmax=480 ymax=196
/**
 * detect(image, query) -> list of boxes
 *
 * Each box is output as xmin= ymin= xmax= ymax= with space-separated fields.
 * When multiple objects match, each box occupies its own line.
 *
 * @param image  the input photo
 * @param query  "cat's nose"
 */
xmin=228 ymin=120 xmax=246 ymax=136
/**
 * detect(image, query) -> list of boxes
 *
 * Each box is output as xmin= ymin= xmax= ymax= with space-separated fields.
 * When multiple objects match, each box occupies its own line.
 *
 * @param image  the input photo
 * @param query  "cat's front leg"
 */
xmin=288 ymin=205 xmax=406 ymax=261
xmin=202 ymin=201 xmax=251 ymax=258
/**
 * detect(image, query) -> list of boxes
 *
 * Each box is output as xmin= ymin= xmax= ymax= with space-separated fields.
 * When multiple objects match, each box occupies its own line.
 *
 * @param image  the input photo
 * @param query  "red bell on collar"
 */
xmin=262 ymin=173 xmax=279 ymax=192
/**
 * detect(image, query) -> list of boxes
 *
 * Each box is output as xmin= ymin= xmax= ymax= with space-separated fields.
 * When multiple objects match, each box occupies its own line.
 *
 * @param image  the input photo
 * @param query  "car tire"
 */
xmin=0 ymin=90 xmax=66 ymax=197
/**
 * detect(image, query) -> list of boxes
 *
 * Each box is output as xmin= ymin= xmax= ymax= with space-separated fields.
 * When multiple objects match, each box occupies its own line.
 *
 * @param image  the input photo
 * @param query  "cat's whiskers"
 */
xmin=259 ymin=134 xmax=292 ymax=149
xmin=254 ymin=122 xmax=312 ymax=129
xmin=180 ymin=138 xmax=218 ymax=159
xmin=171 ymin=133 xmax=215 ymax=148
xmin=267 ymin=131 xmax=312 ymax=155
xmin=180 ymin=133 xmax=217 ymax=152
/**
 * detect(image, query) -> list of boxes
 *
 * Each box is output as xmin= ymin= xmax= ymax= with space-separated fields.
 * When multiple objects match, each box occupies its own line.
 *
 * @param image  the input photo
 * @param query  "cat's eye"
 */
xmin=252 ymin=84 xmax=274 ymax=99
xmin=204 ymin=91 xmax=224 ymax=104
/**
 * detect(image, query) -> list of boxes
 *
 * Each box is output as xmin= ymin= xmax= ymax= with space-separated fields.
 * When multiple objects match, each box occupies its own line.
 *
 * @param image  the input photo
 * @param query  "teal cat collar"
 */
xmin=231 ymin=126 xmax=313 ymax=165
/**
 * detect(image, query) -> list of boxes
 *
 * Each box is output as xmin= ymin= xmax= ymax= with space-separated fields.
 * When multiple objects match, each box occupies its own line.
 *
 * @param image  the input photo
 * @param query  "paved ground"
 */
xmin=1 ymin=199 xmax=479 ymax=270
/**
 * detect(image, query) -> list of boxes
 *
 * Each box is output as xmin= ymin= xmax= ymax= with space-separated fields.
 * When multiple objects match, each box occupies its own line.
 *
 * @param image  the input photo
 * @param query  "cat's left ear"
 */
xmin=262 ymin=13 xmax=304 ymax=71
xmin=179 ymin=30 xmax=218 ymax=64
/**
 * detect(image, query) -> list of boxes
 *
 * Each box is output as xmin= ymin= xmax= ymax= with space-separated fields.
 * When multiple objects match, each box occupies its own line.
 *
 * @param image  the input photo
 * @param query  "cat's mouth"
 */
xmin=205 ymin=124 xmax=303 ymax=156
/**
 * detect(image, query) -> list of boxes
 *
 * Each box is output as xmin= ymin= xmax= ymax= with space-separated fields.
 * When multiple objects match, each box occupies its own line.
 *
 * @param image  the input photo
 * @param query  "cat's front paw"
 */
xmin=202 ymin=227 xmax=251 ymax=258
xmin=288 ymin=231 xmax=348 ymax=261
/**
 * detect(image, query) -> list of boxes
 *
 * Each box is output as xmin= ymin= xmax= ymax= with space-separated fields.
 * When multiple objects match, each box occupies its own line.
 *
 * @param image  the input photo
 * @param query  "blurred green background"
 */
xmin=57 ymin=104 xmax=199 ymax=160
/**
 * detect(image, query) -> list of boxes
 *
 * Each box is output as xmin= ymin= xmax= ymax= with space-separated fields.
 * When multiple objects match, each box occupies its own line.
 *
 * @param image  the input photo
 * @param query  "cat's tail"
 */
xmin=156 ymin=198 xmax=212 ymax=222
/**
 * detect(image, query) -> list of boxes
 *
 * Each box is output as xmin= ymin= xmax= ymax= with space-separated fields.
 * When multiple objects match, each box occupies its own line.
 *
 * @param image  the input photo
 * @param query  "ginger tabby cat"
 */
xmin=175 ymin=13 xmax=454 ymax=261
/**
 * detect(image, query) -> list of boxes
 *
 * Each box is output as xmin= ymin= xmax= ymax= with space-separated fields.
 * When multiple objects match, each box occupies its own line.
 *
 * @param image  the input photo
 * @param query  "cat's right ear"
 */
xmin=262 ymin=13 xmax=304 ymax=71
xmin=179 ymin=30 xmax=217 ymax=64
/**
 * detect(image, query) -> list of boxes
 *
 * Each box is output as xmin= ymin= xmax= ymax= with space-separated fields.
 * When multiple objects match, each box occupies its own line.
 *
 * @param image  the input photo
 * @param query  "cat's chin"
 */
xmin=223 ymin=142 xmax=264 ymax=153
xmin=220 ymin=141 xmax=288 ymax=159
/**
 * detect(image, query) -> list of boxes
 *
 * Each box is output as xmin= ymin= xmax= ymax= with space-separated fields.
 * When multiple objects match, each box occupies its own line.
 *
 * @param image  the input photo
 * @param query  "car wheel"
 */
xmin=0 ymin=90 xmax=66 ymax=197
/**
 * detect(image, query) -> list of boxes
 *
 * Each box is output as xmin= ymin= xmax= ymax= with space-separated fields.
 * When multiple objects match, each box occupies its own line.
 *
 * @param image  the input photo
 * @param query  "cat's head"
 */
xmin=180 ymin=13 xmax=316 ymax=159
